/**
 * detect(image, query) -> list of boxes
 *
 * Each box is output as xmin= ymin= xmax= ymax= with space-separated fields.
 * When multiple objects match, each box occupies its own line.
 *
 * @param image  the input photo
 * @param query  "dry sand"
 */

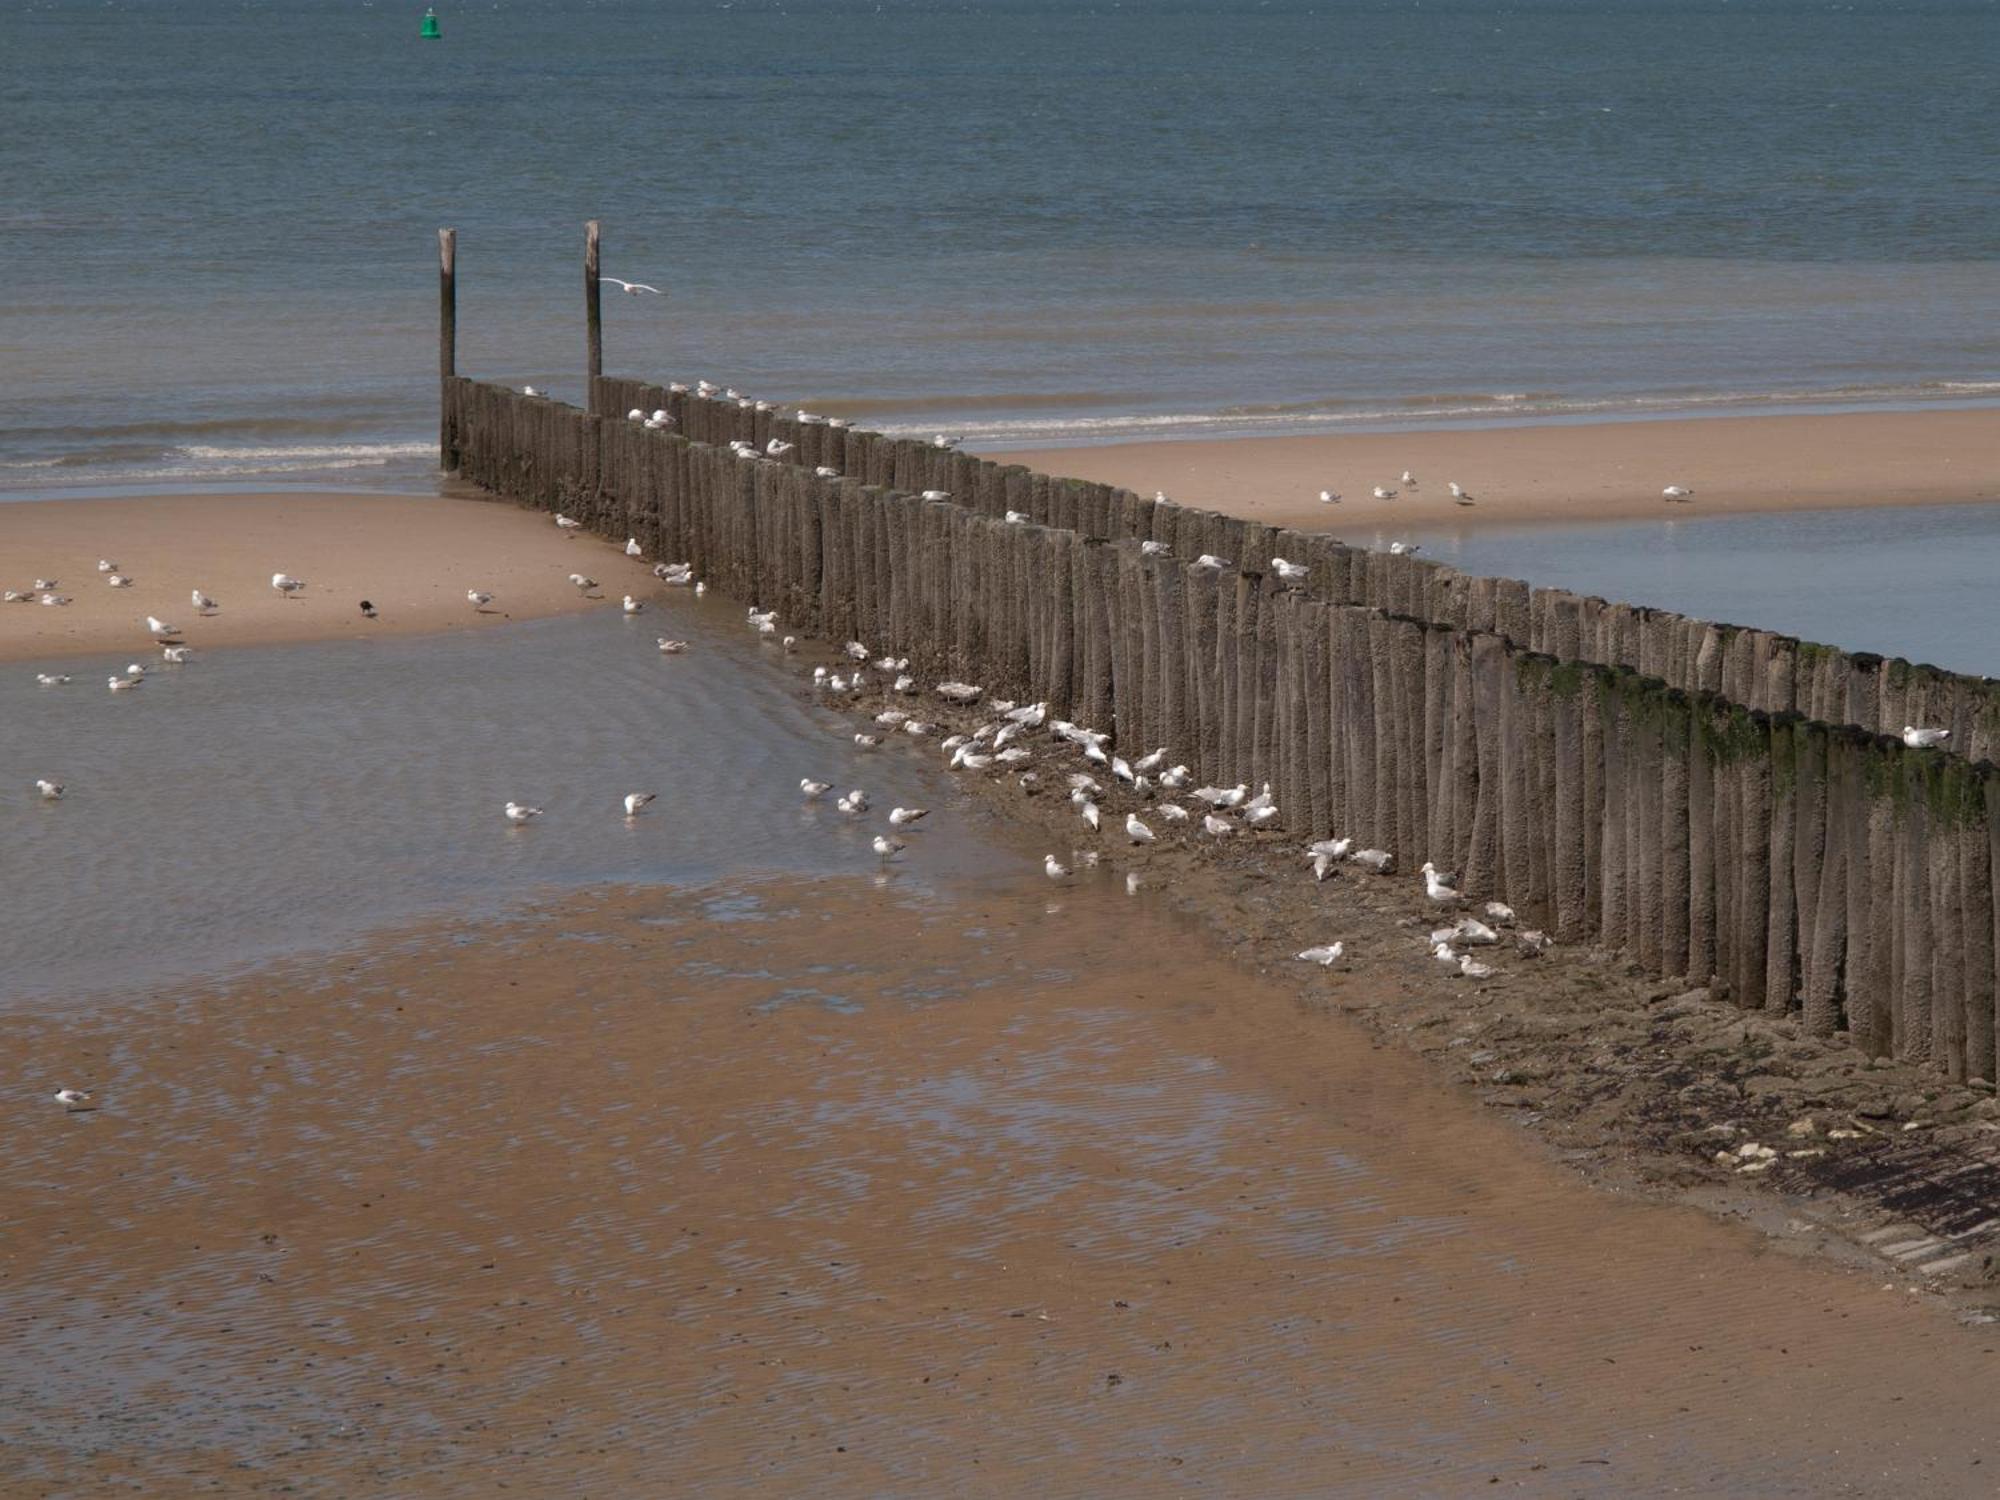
xmin=997 ymin=407 xmax=2000 ymax=532
xmin=6 ymin=875 xmax=1998 ymax=1495
xmin=0 ymin=492 xmax=661 ymax=664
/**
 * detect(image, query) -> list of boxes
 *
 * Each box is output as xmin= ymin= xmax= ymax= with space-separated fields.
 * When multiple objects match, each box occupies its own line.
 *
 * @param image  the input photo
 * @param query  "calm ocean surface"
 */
xmin=4 ymin=0 xmax=1998 ymax=493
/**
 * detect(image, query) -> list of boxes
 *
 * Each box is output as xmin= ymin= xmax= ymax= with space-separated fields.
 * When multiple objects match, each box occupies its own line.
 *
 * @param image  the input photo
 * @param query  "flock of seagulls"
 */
xmin=1316 ymin=470 xmax=1696 ymax=512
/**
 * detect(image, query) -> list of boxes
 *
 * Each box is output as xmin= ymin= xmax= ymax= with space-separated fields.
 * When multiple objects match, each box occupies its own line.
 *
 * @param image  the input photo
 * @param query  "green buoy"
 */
xmin=421 ymin=7 xmax=441 ymax=38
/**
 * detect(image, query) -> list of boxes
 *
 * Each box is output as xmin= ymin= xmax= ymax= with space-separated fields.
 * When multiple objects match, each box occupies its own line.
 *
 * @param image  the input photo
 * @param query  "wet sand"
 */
xmin=997 ymin=407 xmax=2000 ymax=531
xmin=0 ymin=492 xmax=659 ymax=663
xmin=6 ymin=874 xmax=1997 ymax=1495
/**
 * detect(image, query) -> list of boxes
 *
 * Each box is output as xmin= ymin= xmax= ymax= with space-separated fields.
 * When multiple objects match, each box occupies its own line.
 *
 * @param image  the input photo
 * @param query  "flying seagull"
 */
xmin=603 ymin=278 xmax=664 ymax=296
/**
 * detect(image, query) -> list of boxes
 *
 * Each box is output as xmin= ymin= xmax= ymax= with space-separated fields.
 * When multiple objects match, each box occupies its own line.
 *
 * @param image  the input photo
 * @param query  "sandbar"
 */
xmin=0 ymin=491 xmax=659 ymax=664
xmin=995 ymin=406 xmax=2000 ymax=532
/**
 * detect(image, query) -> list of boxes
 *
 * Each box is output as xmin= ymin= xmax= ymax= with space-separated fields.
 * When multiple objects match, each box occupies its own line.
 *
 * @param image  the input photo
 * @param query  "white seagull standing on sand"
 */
xmin=1297 ymin=943 xmax=1345 ymax=966
xmin=1662 ymin=485 xmax=1694 ymax=502
xmin=467 ymin=590 xmax=495 ymax=610
xmin=1126 ymin=812 xmax=1156 ymax=844
xmin=192 ymin=589 xmax=218 ymax=613
xmin=625 ymin=538 xmax=643 ymax=557
xmin=503 ymin=801 xmax=544 ymax=824
xmin=97 ymin=559 xmax=117 ymax=573
xmin=568 ymin=573 xmax=597 ymax=594
xmin=555 ymin=514 xmax=583 ymax=533
xmin=603 ymin=278 xmax=664 ymax=296
xmin=36 ymin=779 xmax=64 ymax=800
xmin=1401 ymin=470 xmax=1417 ymax=487
xmin=53 ymin=1088 xmax=94 ymax=1112
xmin=145 ymin=615 xmax=180 ymax=638
xmin=1319 ymin=489 xmax=1341 ymax=504
xmin=1421 ymin=862 xmax=1462 ymax=903
xmin=271 ymin=573 xmax=305 ymax=598
xmin=106 ymin=574 xmax=133 ymax=588
xmin=1903 ymin=725 xmax=1952 ymax=749
xmin=1373 ymin=486 xmax=1398 ymax=501
xmin=623 ymin=792 xmax=657 ymax=817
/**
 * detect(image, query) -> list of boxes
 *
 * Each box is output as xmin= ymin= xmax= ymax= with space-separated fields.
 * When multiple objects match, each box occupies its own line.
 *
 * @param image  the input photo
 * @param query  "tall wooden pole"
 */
xmin=585 ymin=218 xmax=602 ymax=392
xmin=438 ymin=227 xmax=457 ymax=469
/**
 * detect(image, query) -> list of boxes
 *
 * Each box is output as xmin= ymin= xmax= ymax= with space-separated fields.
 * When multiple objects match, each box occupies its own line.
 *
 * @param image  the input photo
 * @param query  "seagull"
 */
xmin=125 ymin=662 xmax=147 ymax=678
xmin=627 ymin=408 xmax=645 ymax=420
xmin=1079 ymin=799 xmax=1101 ymax=831
xmin=503 ymin=801 xmax=544 ymax=824
xmin=1310 ymin=852 xmax=1334 ymax=881
xmin=568 ymin=574 xmax=598 ymax=593
xmin=1271 ymin=557 xmax=1309 ymax=584
xmin=1400 ymin=470 xmax=1417 ymax=487
xmin=815 ymin=466 xmax=841 ymax=479
xmin=854 ymin=732 xmax=879 ymax=749
xmin=467 ymin=589 xmax=495 ymax=610
xmin=621 ymin=595 xmax=644 ymax=615
xmin=106 ymin=574 xmax=133 ymax=588
xmin=145 ymin=615 xmax=180 ymax=638
xmin=1458 ymin=954 xmax=1496 ymax=980
xmin=1388 ymin=542 xmax=1421 ymax=556
xmin=625 ymin=538 xmax=643 ymax=557
xmin=1662 ymin=485 xmax=1694 ymax=501
xmin=1448 ymin=482 xmax=1474 ymax=505
xmin=38 ymin=594 xmax=71 ymax=606
xmin=1433 ymin=941 xmax=1461 ymax=966
xmin=836 ymin=789 xmax=869 ymax=815
xmin=36 ymin=778 xmax=64 ymax=800
xmin=1307 ymin=836 xmax=1353 ymax=860
xmin=35 ymin=673 xmax=69 ymax=686
xmin=932 ymin=433 xmax=962 ymax=449
xmin=1372 ymin=486 xmax=1398 ymax=501
xmin=360 ymin=600 xmax=377 ymax=619
xmin=97 ymin=559 xmax=116 ymax=573
xmin=920 ymin=489 xmax=951 ymax=502
xmin=1125 ymin=812 xmax=1155 ymax=844
xmin=1319 ymin=489 xmax=1341 ymax=505
xmin=656 ymin=638 xmax=689 ymax=654
xmin=1484 ymin=901 xmax=1515 ymax=925
xmin=1158 ymin=803 xmax=1189 ymax=822
xmin=1350 ymin=848 xmax=1393 ymax=873
xmin=162 ymin=646 xmax=193 ymax=664
xmin=523 ymin=385 xmax=540 ymax=396
xmin=1044 ymin=854 xmax=1070 ymax=880
xmin=766 ymin=439 xmax=795 ymax=458
xmin=271 ymin=573 xmax=305 ymax=598
xmin=1140 ymin=539 xmax=1170 ymax=556
xmin=107 ymin=674 xmax=140 ymax=692
xmin=192 ymin=589 xmax=218 ymax=613
xmin=34 ymin=579 xmax=57 ymax=590
xmin=1192 ymin=554 xmax=1232 ymax=570
xmin=1005 ymin=510 xmax=1028 ymax=524
xmin=801 ymin=778 xmax=832 ymax=799
xmin=873 ymin=834 xmax=906 ymax=860
xmin=603 ymin=278 xmax=664 ymax=296
xmin=1297 ymin=943 xmax=1345 ymax=966
xmin=1453 ymin=917 xmax=1500 ymax=946
xmin=555 ymin=514 xmax=583 ymax=532
xmin=1203 ymin=814 xmax=1235 ymax=837
xmin=1902 ymin=725 xmax=1951 ymax=749
xmin=1421 ymin=862 xmax=1462 ymax=903
xmin=623 ymin=792 xmax=657 ymax=817
xmin=889 ymin=806 xmax=929 ymax=826
xmin=1243 ymin=804 xmax=1280 ymax=828
xmin=53 ymin=1088 xmax=94 ymax=1112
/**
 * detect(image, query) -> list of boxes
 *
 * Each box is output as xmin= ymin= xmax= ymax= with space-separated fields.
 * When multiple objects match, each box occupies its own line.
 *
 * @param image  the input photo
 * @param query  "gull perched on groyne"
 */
xmin=1271 ymin=558 xmax=1308 ymax=584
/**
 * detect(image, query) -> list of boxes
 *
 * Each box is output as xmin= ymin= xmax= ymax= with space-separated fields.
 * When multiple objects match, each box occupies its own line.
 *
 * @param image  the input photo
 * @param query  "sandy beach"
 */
xmin=995 ymin=407 xmax=2000 ymax=532
xmin=0 ymin=492 xmax=659 ymax=664
xmin=8 ymin=874 xmax=1999 ymax=1495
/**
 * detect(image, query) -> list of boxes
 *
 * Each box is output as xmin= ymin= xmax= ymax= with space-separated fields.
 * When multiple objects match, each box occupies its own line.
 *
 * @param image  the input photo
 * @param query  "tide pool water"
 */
xmin=3 ymin=0 xmax=1997 ymax=491
xmin=1395 ymin=501 xmax=2000 ymax=679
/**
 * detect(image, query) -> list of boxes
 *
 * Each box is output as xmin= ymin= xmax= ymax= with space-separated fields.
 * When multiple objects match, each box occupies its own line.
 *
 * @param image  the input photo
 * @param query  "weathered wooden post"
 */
xmin=585 ymin=218 xmax=603 ymax=387
xmin=437 ymin=227 xmax=457 ymax=469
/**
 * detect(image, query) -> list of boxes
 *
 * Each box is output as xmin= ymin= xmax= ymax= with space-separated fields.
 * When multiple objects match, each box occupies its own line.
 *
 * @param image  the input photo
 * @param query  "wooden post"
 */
xmin=437 ymin=227 xmax=456 ymax=469
xmin=585 ymin=218 xmax=603 ymax=386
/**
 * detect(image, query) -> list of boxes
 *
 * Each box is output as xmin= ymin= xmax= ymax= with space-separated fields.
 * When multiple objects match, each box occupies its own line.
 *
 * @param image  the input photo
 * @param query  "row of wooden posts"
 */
xmin=441 ymin=373 xmax=2000 ymax=1082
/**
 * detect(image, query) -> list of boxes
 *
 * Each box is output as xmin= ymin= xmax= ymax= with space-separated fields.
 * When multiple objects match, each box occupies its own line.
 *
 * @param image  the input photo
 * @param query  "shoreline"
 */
xmin=0 ymin=491 xmax=659 ymax=665
xmin=991 ymin=406 xmax=2000 ymax=532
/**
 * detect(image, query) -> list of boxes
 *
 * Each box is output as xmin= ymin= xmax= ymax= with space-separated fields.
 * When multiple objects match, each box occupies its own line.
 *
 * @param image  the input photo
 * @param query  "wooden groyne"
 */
xmin=443 ymin=375 xmax=2000 ymax=1084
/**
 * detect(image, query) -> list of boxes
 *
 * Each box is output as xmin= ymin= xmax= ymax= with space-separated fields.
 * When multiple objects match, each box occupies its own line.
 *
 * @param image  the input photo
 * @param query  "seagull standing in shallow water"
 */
xmin=36 ymin=779 xmax=64 ymax=800
xmin=503 ymin=801 xmax=543 ymax=824
xmin=624 ymin=792 xmax=657 ymax=817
